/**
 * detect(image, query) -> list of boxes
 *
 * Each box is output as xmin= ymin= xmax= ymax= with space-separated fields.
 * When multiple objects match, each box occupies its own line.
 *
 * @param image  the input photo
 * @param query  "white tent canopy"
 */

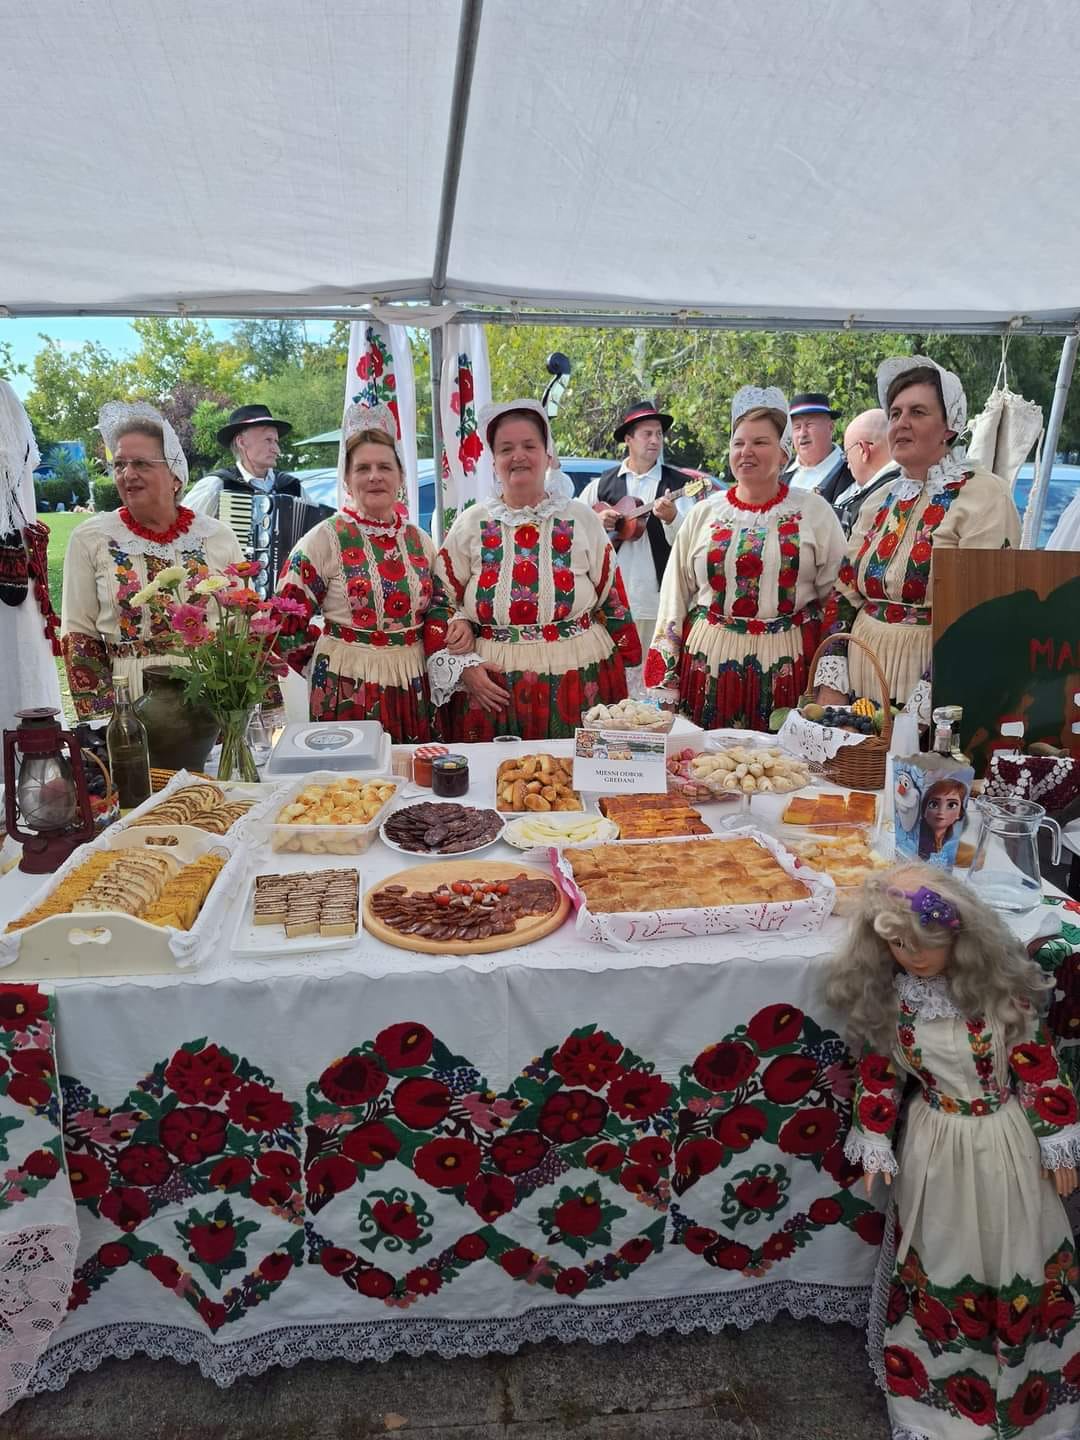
xmin=3 ymin=0 xmax=1080 ymax=331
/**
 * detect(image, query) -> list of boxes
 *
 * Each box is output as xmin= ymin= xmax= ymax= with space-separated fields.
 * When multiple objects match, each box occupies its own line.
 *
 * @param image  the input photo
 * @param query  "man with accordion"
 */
xmin=184 ymin=404 xmax=331 ymax=596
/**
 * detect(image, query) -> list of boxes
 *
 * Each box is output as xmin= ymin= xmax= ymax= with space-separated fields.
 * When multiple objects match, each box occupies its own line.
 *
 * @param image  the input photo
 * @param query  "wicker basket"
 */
xmin=798 ymin=633 xmax=893 ymax=791
xmin=150 ymin=767 xmax=211 ymax=794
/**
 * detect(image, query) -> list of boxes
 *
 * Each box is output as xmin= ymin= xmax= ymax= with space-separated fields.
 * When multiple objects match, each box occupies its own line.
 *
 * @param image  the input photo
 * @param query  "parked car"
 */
xmin=1011 ymin=461 xmax=1080 ymax=545
xmin=297 ymin=457 xmax=718 ymax=535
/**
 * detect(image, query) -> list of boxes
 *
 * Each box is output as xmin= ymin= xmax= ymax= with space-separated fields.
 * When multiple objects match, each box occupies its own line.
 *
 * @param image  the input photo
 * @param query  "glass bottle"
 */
xmin=107 ymin=674 xmax=152 ymax=810
xmin=931 ymin=705 xmax=969 ymax=765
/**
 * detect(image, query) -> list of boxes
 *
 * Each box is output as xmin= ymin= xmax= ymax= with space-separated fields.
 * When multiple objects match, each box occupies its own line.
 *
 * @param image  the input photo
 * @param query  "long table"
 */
xmin=0 ymin=742 xmax=1076 ymax=1410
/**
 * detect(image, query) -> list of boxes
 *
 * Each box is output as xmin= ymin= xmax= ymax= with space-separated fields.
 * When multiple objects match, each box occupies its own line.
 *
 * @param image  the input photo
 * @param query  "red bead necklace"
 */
xmin=726 ymin=482 xmax=790 ymax=514
xmin=118 ymin=505 xmax=196 ymax=544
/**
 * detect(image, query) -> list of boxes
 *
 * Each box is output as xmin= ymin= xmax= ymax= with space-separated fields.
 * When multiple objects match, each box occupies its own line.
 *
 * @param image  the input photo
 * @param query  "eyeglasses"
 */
xmin=844 ymin=440 xmax=872 ymax=462
xmin=110 ymin=458 xmax=170 ymax=478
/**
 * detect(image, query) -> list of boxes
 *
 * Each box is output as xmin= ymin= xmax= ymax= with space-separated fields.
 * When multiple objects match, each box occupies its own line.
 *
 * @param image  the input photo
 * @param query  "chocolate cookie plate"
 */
xmin=380 ymin=801 xmax=504 ymax=858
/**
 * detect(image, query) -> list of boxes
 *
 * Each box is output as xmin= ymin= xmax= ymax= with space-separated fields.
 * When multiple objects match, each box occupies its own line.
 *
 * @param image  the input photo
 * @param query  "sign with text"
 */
xmin=572 ymin=727 xmax=668 ymax=794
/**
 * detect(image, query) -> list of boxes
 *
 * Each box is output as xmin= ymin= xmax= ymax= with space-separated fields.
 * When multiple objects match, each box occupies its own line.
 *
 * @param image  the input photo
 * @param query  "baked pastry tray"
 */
xmin=550 ymin=826 xmax=836 ymax=949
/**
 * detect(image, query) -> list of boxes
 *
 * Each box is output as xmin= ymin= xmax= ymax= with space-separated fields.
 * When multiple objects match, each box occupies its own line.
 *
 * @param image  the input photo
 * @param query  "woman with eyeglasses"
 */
xmin=60 ymin=402 xmax=243 ymax=718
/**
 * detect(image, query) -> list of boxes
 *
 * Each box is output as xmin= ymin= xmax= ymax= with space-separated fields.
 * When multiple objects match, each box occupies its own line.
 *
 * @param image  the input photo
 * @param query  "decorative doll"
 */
xmin=826 ymin=863 xmax=1080 ymax=1440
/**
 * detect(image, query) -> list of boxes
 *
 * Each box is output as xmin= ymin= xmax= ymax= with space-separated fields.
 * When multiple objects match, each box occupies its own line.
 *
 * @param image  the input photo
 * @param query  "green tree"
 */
xmin=0 ymin=339 xmax=25 ymax=383
xmin=231 ymin=320 xmax=306 ymax=379
xmin=23 ymin=337 xmax=134 ymax=454
xmin=130 ymin=318 xmax=244 ymax=399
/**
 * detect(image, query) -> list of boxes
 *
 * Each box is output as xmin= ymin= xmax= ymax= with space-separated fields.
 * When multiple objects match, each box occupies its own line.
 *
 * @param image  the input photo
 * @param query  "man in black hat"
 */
xmin=579 ymin=401 xmax=692 ymax=667
xmin=184 ymin=404 xmax=302 ymax=519
xmin=784 ymin=393 xmax=854 ymax=504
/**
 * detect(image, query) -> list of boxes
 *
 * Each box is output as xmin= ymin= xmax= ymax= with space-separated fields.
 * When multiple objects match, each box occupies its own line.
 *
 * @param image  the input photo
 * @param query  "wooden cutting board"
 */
xmin=363 ymin=860 xmax=570 ymax=955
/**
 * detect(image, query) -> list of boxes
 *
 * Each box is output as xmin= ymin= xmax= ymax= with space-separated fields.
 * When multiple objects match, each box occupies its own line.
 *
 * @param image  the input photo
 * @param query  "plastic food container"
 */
xmin=262 ymin=772 xmax=399 ymax=855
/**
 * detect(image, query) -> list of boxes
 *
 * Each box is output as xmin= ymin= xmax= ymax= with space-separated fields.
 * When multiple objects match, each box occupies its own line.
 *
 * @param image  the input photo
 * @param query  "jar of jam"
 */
xmin=432 ymin=753 xmax=469 ymax=798
xmin=413 ymin=743 xmax=449 ymax=788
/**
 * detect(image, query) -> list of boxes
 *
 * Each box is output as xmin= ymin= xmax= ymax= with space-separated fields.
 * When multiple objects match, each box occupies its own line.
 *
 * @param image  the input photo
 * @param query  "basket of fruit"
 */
xmin=796 ymin=633 xmax=893 ymax=791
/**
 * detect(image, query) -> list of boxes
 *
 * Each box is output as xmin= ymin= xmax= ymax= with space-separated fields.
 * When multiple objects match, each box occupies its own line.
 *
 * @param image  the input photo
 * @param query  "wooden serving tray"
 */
xmin=363 ymin=860 xmax=569 ymax=955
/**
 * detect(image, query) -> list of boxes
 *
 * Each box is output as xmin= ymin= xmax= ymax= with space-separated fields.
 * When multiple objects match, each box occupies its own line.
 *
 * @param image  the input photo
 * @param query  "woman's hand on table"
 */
xmin=445 ymin=618 xmax=475 ymax=655
xmin=1044 ymin=1165 xmax=1079 ymax=1198
xmin=816 ymin=686 xmax=848 ymax=707
xmin=462 ymin=661 xmax=510 ymax=713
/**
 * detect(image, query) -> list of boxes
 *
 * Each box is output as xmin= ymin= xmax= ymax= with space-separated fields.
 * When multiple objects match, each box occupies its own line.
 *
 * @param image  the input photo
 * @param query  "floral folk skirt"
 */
xmin=308 ymin=635 xmax=438 ymax=744
xmin=444 ymin=627 xmax=628 ymax=742
xmin=676 ymin=612 xmax=821 ymax=731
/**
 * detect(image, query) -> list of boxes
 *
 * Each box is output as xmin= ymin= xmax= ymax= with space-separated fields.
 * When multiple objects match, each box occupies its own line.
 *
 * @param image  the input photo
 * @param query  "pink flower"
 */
xmin=249 ymin=614 xmax=280 ymax=637
xmin=224 ymin=560 xmax=264 ymax=579
xmin=459 ymin=1092 xmax=519 ymax=1132
xmin=267 ymin=596 xmax=307 ymax=617
xmin=5 ymin=1187 xmax=26 ymax=1204
xmin=166 ymin=603 xmax=213 ymax=647
xmin=72 ymin=1108 xmax=140 ymax=1144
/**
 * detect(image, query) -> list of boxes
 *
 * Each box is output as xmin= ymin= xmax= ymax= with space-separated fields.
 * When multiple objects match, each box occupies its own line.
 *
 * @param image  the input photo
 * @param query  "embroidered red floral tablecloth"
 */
xmin=1 ymin=898 xmax=1076 ymax=1410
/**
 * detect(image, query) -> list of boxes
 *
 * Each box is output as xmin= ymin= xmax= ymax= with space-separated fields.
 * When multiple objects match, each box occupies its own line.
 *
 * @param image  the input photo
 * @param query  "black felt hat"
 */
xmin=789 ymin=392 xmax=840 ymax=420
xmin=216 ymin=404 xmax=293 ymax=446
xmin=613 ymin=401 xmax=674 ymax=444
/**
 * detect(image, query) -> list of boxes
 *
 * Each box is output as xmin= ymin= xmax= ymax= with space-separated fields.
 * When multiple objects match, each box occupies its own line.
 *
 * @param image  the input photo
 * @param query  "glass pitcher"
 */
xmin=967 ymin=797 xmax=1062 ymax=913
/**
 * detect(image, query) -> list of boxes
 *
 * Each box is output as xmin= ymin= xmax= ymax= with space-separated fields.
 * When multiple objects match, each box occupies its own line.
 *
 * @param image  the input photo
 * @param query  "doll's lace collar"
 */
xmin=895 ymin=972 xmax=961 ymax=1020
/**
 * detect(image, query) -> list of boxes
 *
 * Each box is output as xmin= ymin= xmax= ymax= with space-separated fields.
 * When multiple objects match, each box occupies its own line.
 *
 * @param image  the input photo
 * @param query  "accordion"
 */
xmin=219 ymin=489 xmax=335 ymax=595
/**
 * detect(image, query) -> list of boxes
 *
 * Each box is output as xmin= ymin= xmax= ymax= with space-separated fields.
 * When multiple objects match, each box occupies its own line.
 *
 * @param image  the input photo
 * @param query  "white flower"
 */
xmin=155 ymin=565 xmax=186 ymax=588
xmin=129 ymin=582 xmax=161 ymax=606
xmin=193 ymin=575 xmax=230 ymax=595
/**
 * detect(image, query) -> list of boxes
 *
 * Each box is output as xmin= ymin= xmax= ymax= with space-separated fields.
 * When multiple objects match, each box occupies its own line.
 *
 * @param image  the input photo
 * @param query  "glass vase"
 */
xmin=217 ymin=709 xmax=260 ymax=783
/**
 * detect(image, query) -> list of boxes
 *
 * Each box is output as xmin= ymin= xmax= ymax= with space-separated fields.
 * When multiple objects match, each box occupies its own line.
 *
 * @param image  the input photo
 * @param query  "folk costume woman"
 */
xmin=645 ymin=386 xmax=845 ymax=730
xmin=429 ymin=399 xmax=640 ymax=740
xmin=821 ymin=357 xmax=1020 ymax=708
xmin=828 ymin=866 xmax=1080 ymax=1440
xmin=60 ymin=402 xmax=243 ymax=718
xmin=274 ymin=404 xmax=439 ymax=741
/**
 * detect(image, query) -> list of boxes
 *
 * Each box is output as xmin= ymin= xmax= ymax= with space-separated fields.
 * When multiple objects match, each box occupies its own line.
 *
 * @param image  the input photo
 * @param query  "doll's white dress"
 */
xmin=846 ymin=974 xmax=1080 ymax=1440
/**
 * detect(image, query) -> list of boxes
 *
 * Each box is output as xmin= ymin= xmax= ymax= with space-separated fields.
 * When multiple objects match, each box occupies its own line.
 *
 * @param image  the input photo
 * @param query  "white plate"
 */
xmin=378 ymin=801 xmax=505 ymax=859
xmin=503 ymin=814 xmax=619 ymax=850
xmin=230 ymin=861 xmax=363 ymax=957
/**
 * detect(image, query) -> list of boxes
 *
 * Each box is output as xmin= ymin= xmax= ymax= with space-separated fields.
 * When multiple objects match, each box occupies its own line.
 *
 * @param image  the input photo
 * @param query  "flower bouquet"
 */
xmin=130 ymin=560 xmax=305 ymax=781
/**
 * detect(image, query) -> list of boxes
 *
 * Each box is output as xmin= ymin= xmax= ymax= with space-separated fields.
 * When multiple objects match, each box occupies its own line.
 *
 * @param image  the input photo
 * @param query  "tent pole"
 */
xmin=1022 ymin=329 xmax=1079 ymax=547
xmin=431 ymin=0 xmax=484 ymax=303
xmin=430 ymin=326 xmax=446 ymax=545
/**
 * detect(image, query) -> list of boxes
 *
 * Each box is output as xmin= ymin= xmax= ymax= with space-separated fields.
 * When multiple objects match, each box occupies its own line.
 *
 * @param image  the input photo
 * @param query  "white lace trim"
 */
xmin=484 ymin=494 xmax=568 ymax=523
xmin=814 ymin=655 xmax=849 ymax=693
xmin=339 ymin=506 xmax=402 ymax=538
xmin=0 ymin=1223 xmax=79 ymax=1413
xmin=98 ymin=509 xmax=223 ymax=561
xmin=894 ymin=973 xmax=961 ymax=1020
xmin=867 ymin=1200 xmax=898 ymax=1391
xmin=426 ymin=649 xmax=486 ymax=707
xmin=887 ymin=452 xmax=970 ymax=504
xmin=844 ymin=1130 xmax=899 ymax=1175
xmin=1039 ymin=1122 xmax=1080 ymax=1171
xmin=28 ymin=1282 xmax=870 ymax=1393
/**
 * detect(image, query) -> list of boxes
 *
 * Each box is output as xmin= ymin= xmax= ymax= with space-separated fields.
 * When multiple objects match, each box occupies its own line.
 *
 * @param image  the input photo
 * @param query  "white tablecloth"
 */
xmin=0 ymin=739 xmax=1065 ymax=1402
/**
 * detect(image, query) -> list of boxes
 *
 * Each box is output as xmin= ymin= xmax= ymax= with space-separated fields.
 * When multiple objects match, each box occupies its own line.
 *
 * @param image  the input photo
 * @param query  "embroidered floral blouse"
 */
xmin=835 ymin=459 xmax=1020 ymax=628
xmin=60 ymin=509 xmax=243 ymax=718
xmin=647 ymin=485 xmax=845 ymax=690
xmin=274 ymin=510 xmax=437 ymax=666
xmin=845 ymin=974 xmax=1080 ymax=1177
xmin=427 ymin=495 xmax=640 ymax=662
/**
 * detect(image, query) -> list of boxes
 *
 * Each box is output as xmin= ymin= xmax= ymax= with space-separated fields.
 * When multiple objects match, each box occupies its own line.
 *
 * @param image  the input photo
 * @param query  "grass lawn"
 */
xmin=43 ymin=511 xmax=92 ymax=724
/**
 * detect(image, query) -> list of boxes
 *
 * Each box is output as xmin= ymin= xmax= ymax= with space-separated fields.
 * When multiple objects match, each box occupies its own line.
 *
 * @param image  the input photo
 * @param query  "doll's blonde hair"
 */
xmin=824 ymin=863 xmax=1049 ymax=1055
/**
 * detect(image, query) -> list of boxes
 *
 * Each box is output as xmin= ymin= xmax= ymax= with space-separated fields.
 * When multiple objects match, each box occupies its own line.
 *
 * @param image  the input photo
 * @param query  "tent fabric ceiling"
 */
xmin=3 ymin=0 xmax=1079 ymax=326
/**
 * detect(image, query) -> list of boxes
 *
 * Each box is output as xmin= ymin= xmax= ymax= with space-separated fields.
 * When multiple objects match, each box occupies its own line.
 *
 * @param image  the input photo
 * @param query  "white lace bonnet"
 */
xmin=730 ymin=385 xmax=793 ymax=459
xmin=337 ymin=402 xmax=403 ymax=506
xmin=877 ymin=356 xmax=967 ymax=438
xmin=97 ymin=401 xmax=189 ymax=489
xmin=476 ymin=398 xmax=573 ymax=501
xmin=0 ymin=381 xmax=39 ymax=534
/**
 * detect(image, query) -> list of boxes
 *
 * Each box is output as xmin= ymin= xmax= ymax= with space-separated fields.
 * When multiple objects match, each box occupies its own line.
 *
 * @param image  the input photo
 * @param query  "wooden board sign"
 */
xmin=932 ymin=548 xmax=1080 ymax=774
